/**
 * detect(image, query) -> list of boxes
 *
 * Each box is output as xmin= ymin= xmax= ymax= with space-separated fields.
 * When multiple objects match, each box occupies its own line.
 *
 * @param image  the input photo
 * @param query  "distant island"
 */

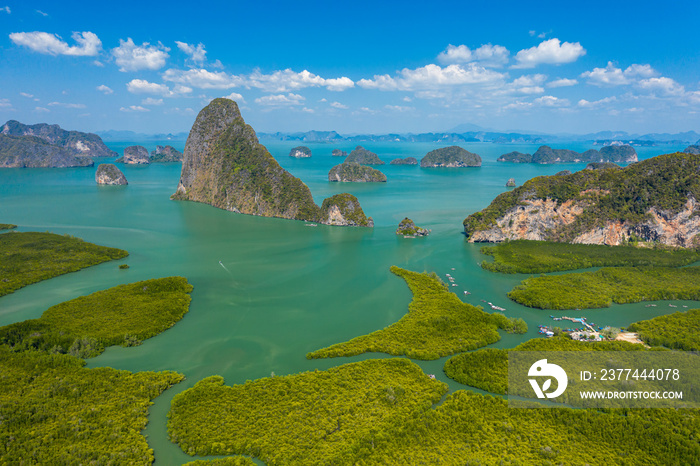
xmin=420 ymin=146 xmax=481 ymax=167
xmin=464 ymin=151 xmax=700 ymax=246
xmin=345 ymin=146 xmax=385 ymax=165
xmin=0 ymin=120 xmax=115 ymax=168
xmin=331 ymin=149 xmax=347 ymax=157
xmin=497 ymin=145 xmax=637 ymax=164
xmin=289 ymin=146 xmax=312 ymax=158
xmin=95 ymin=163 xmax=128 ymax=185
xmin=171 ymin=98 xmax=372 ymax=226
xmin=328 ymin=162 xmax=387 ymax=182
xmin=150 ymin=145 xmax=183 ymax=162
xmin=116 ymin=145 xmax=150 ymax=164
xmin=390 ymin=157 xmax=418 ymax=165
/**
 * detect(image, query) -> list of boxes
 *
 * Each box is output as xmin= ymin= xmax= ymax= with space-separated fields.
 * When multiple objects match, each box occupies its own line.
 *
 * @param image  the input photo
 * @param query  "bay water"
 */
xmin=0 ymin=140 xmax=690 ymax=463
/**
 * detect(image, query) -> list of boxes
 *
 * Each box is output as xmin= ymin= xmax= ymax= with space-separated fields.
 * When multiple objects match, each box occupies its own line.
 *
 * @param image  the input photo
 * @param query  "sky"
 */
xmin=1 ymin=0 xmax=699 ymax=136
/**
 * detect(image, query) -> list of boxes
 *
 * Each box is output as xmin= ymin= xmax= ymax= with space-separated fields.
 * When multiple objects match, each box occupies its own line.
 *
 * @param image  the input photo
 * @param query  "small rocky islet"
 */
xmin=390 ymin=157 xmax=418 ymax=165
xmin=420 ymin=146 xmax=481 ymax=167
xmin=95 ymin=163 xmax=128 ymax=185
xmin=396 ymin=217 xmax=429 ymax=237
xmin=116 ymin=145 xmax=150 ymax=164
xmin=289 ymin=146 xmax=312 ymax=158
xmin=150 ymin=145 xmax=183 ymax=162
xmin=345 ymin=146 xmax=385 ymax=165
xmin=328 ymin=162 xmax=387 ymax=182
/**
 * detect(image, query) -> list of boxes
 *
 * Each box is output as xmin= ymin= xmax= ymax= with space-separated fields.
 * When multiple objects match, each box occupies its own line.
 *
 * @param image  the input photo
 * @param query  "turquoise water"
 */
xmin=0 ymin=140 xmax=691 ymax=464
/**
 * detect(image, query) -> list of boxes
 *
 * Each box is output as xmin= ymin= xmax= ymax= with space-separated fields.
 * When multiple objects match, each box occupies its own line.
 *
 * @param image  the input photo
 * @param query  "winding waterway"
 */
xmin=0 ymin=140 xmax=691 ymax=464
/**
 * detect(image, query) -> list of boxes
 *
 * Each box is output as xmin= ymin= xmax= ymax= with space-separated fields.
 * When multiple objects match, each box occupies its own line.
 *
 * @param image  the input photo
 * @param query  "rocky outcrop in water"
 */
xmin=683 ymin=145 xmax=700 ymax=155
xmin=396 ymin=217 xmax=429 ymax=236
xmin=0 ymin=134 xmax=94 ymax=168
xmin=506 ymin=178 xmax=516 ymax=187
xmin=319 ymin=193 xmax=373 ymax=227
xmin=328 ymin=163 xmax=387 ymax=182
xmin=1 ymin=120 xmax=116 ymax=158
xmin=464 ymin=152 xmax=700 ymax=247
xmin=345 ymin=146 xmax=384 ymax=165
xmin=497 ymin=145 xmax=637 ymax=164
xmin=117 ymin=145 xmax=150 ymax=164
xmin=150 ymin=145 xmax=183 ymax=162
xmin=172 ymin=98 xmax=371 ymax=226
xmin=331 ymin=149 xmax=347 ymax=157
xmin=95 ymin=163 xmax=128 ymax=185
xmin=289 ymin=146 xmax=311 ymax=158
xmin=420 ymin=146 xmax=481 ymax=167
xmin=390 ymin=157 xmax=418 ymax=165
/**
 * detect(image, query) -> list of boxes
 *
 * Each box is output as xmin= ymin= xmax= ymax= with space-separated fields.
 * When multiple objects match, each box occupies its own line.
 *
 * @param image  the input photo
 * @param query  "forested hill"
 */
xmin=463 ymin=152 xmax=700 ymax=246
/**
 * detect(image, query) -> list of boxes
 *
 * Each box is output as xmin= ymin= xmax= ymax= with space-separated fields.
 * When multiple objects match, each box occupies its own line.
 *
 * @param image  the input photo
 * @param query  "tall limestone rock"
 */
xmin=173 ymin=98 xmax=372 ymax=226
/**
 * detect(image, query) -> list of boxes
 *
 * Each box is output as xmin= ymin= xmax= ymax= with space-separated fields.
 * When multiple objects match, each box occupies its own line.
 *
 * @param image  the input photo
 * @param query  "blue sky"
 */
xmin=1 ymin=0 xmax=699 ymax=135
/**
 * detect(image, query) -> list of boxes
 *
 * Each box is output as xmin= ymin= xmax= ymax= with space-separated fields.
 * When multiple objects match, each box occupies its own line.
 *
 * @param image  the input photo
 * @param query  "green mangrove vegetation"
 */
xmin=480 ymin=239 xmax=700 ymax=274
xmin=168 ymin=359 xmax=448 ymax=462
xmin=508 ymin=266 xmax=700 ymax=309
xmin=0 ymin=345 xmax=183 ymax=464
xmin=464 ymin=151 xmax=700 ymax=242
xmin=0 ymin=231 xmax=128 ymax=297
xmin=628 ymin=308 xmax=700 ymax=351
xmin=183 ymin=458 xmax=257 ymax=466
xmin=0 ymin=276 xmax=193 ymax=357
xmin=307 ymin=266 xmax=526 ymax=360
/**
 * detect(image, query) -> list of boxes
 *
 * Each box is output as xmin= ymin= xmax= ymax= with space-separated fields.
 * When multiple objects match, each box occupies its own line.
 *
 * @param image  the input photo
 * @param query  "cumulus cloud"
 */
xmin=162 ymin=68 xmax=243 ymax=89
xmin=437 ymin=43 xmax=509 ymax=67
xmin=141 ymin=97 xmax=163 ymax=105
xmin=578 ymin=96 xmax=617 ymax=108
xmin=533 ymin=95 xmax=569 ymax=107
xmin=358 ymin=63 xmax=505 ymax=91
xmin=581 ymin=62 xmax=659 ymax=87
xmin=1 ymin=6 xmax=9 ymax=14
xmin=19 ymin=92 xmax=34 ymax=98
xmin=384 ymin=105 xmax=414 ymax=112
xmin=637 ymin=77 xmax=685 ymax=95
xmin=0 ymin=98 xmax=11 ymax=107
xmin=9 ymin=31 xmax=102 ymax=56
xmin=119 ymin=105 xmax=149 ymax=112
xmin=247 ymin=69 xmax=354 ymax=92
xmin=254 ymin=93 xmax=305 ymax=106
xmin=126 ymin=79 xmax=192 ymax=97
xmin=112 ymin=38 xmax=169 ymax=72
xmin=35 ymin=107 xmax=50 ymax=113
xmin=96 ymin=84 xmax=113 ymax=95
xmin=548 ymin=78 xmax=578 ymax=88
xmin=513 ymin=38 xmax=586 ymax=68
xmin=47 ymin=101 xmax=86 ymax=108
xmin=176 ymin=41 xmax=206 ymax=64
xmin=330 ymin=101 xmax=348 ymax=109
xmin=223 ymin=92 xmax=245 ymax=104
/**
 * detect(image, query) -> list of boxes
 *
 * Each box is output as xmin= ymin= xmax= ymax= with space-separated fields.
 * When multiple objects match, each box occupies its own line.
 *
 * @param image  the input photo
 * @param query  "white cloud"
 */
xmin=437 ymin=43 xmax=509 ymax=67
xmin=533 ymin=95 xmax=569 ymax=107
xmin=512 ymin=74 xmax=547 ymax=87
xmin=581 ymin=62 xmax=659 ymax=87
xmin=330 ymin=101 xmax=348 ymax=109
xmin=503 ymin=101 xmax=532 ymax=110
xmin=625 ymin=64 xmax=656 ymax=78
xmin=141 ymin=97 xmax=163 ymax=105
xmin=578 ymin=96 xmax=617 ymax=108
xmin=119 ymin=105 xmax=149 ymax=112
xmin=247 ymin=69 xmax=354 ymax=92
xmin=19 ymin=92 xmax=34 ymax=98
xmin=548 ymin=78 xmax=578 ymax=88
xmin=176 ymin=41 xmax=207 ymax=64
xmin=223 ymin=92 xmax=246 ymax=104
xmin=112 ymin=38 xmax=169 ymax=72
xmin=47 ymin=101 xmax=86 ymax=108
xmin=34 ymin=107 xmax=50 ymax=113
xmin=358 ymin=63 xmax=505 ymax=91
xmin=302 ymin=107 xmax=314 ymax=113
xmin=0 ymin=98 xmax=11 ymax=107
xmin=36 ymin=9 xmax=48 ymax=16
xmin=126 ymin=79 xmax=191 ymax=97
xmin=1 ymin=6 xmax=9 ymax=14
xmin=254 ymin=93 xmax=305 ymax=106
xmin=513 ymin=38 xmax=586 ymax=68
xmin=637 ymin=77 xmax=685 ymax=95
xmin=9 ymin=31 xmax=102 ymax=56
xmin=162 ymin=68 xmax=243 ymax=89
xmin=164 ymin=107 xmax=195 ymax=115
xmin=93 ymin=60 xmax=104 ymax=67
xmin=96 ymin=84 xmax=113 ymax=95
xmin=402 ymin=96 xmax=412 ymax=102
xmin=384 ymin=105 xmax=414 ymax=112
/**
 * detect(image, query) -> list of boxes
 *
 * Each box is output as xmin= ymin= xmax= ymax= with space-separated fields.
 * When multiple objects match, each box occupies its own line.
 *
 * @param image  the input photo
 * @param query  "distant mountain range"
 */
xmin=97 ymin=127 xmax=700 ymax=146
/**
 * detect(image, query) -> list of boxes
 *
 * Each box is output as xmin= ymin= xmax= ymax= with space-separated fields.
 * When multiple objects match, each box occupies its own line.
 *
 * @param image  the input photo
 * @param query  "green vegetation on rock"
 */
xmin=0 ymin=231 xmax=128 ymax=297
xmin=0 ymin=223 xmax=16 ymax=230
xmin=150 ymin=145 xmax=183 ymax=162
xmin=344 ymin=146 xmax=384 ymax=165
xmin=95 ymin=163 xmax=128 ymax=185
xmin=183 ymin=458 xmax=257 ymax=466
xmin=0 ymin=346 xmax=183 ymax=464
xmin=420 ymin=146 xmax=481 ymax=167
xmin=0 ymin=134 xmax=95 ymax=168
xmin=289 ymin=146 xmax=311 ymax=157
xmin=628 ymin=308 xmax=700 ymax=350
xmin=464 ymin=151 xmax=700 ymax=243
xmin=0 ymin=276 xmax=193 ymax=357
xmin=586 ymin=161 xmax=620 ymax=170
xmin=389 ymin=157 xmax=418 ymax=165
xmin=168 ymin=359 xmax=447 ymax=461
xmin=508 ymin=266 xmax=700 ymax=309
xmin=497 ymin=151 xmax=532 ymax=163
xmin=396 ymin=217 xmax=429 ymax=236
xmin=498 ymin=145 xmax=637 ymax=165
xmin=319 ymin=193 xmax=374 ymax=227
xmin=480 ymin=239 xmax=700 ymax=274
xmin=328 ymin=162 xmax=387 ymax=182
xmin=307 ymin=266 xmax=526 ymax=360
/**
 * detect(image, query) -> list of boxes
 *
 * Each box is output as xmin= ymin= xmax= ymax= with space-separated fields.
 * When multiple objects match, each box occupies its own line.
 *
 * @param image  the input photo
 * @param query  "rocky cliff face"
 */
xmin=1 ymin=120 xmax=116 ymax=158
xmin=319 ymin=193 xmax=373 ymax=227
xmin=95 ymin=163 xmax=128 ymax=185
xmin=289 ymin=146 xmax=311 ymax=158
xmin=328 ymin=163 xmax=387 ymax=182
xmin=464 ymin=152 xmax=700 ymax=247
xmin=173 ymin=98 xmax=371 ymax=226
xmin=396 ymin=217 xmax=429 ymax=236
xmin=0 ymin=134 xmax=94 ymax=168
xmin=151 ymin=145 xmax=183 ymax=162
xmin=121 ymin=146 xmax=150 ymax=164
